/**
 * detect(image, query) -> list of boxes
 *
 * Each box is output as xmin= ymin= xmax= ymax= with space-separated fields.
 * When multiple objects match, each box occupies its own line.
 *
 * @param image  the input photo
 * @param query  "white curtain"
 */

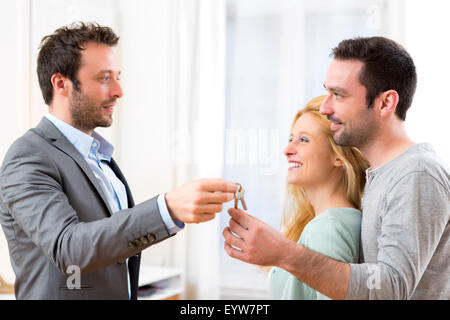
xmin=158 ymin=0 xmax=227 ymax=299
xmin=110 ymin=0 xmax=227 ymax=299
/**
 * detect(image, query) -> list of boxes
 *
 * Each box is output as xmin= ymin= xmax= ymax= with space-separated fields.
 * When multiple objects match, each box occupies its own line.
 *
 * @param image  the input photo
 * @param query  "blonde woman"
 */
xmin=223 ymin=95 xmax=369 ymax=299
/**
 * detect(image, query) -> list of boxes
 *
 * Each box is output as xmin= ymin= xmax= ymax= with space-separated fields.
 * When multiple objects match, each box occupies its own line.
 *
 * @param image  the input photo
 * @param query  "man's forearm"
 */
xmin=278 ymin=241 xmax=350 ymax=300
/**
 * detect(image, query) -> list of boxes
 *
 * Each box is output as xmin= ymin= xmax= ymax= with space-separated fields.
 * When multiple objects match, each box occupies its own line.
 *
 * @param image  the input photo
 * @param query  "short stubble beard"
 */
xmin=69 ymin=88 xmax=114 ymax=134
xmin=332 ymin=108 xmax=377 ymax=149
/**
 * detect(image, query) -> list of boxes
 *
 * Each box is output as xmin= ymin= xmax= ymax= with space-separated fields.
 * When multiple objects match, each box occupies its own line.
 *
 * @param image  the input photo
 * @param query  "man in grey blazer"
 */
xmin=0 ymin=22 xmax=237 ymax=299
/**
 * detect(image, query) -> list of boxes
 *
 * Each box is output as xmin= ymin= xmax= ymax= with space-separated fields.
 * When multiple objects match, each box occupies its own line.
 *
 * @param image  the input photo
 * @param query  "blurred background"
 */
xmin=0 ymin=0 xmax=449 ymax=299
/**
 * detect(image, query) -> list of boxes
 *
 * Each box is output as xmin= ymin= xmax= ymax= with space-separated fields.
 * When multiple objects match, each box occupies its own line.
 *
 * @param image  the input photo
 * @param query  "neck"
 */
xmin=49 ymin=105 xmax=94 ymax=136
xmin=359 ymin=120 xmax=414 ymax=170
xmin=305 ymin=179 xmax=354 ymax=216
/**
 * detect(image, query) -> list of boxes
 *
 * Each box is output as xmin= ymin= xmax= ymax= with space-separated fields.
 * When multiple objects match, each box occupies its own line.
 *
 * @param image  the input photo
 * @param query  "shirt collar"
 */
xmin=364 ymin=143 xmax=433 ymax=181
xmin=44 ymin=112 xmax=114 ymax=161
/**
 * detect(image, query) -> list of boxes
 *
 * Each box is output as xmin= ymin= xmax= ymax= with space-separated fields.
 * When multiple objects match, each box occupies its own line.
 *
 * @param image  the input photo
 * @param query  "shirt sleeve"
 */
xmin=346 ymin=171 xmax=450 ymax=299
xmin=156 ymin=193 xmax=185 ymax=235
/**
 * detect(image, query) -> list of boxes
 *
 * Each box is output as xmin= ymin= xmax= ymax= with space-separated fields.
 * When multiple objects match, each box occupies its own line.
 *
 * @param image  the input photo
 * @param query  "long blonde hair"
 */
xmin=281 ymin=95 xmax=369 ymax=242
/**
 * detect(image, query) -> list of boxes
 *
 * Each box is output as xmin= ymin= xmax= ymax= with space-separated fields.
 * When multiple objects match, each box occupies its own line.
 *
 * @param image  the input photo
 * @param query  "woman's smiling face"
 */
xmin=284 ymin=112 xmax=338 ymax=188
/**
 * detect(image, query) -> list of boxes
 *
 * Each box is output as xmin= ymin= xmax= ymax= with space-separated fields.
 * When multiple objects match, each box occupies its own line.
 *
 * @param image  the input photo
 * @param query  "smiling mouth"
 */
xmin=103 ymin=106 xmax=114 ymax=114
xmin=330 ymin=121 xmax=343 ymax=131
xmin=327 ymin=116 xmax=343 ymax=131
xmin=102 ymin=98 xmax=117 ymax=107
xmin=288 ymin=161 xmax=303 ymax=170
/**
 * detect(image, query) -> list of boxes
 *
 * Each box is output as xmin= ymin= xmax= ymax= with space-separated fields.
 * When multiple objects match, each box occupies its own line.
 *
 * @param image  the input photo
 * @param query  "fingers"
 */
xmin=228 ymin=207 xmax=254 ymax=227
xmin=195 ymin=212 xmax=217 ymax=223
xmin=229 ymin=217 xmax=248 ymax=236
xmin=223 ymin=216 xmax=250 ymax=255
xmin=184 ymin=211 xmax=217 ymax=223
xmin=199 ymin=191 xmax=235 ymax=204
xmin=223 ymin=227 xmax=245 ymax=250
xmin=193 ymin=203 xmax=224 ymax=214
xmin=224 ymin=242 xmax=246 ymax=261
xmin=166 ymin=178 xmax=238 ymax=225
xmin=197 ymin=178 xmax=237 ymax=193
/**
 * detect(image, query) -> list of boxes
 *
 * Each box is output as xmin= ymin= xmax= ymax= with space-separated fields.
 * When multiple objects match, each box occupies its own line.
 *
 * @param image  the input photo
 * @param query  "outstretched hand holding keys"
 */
xmin=164 ymin=178 xmax=239 ymax=224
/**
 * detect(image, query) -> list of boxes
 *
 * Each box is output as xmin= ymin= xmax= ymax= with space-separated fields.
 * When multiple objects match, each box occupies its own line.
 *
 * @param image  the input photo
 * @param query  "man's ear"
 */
xmin=377 ymin=90 xmax=399 ymax=118
xmin=50 ymin=73 xmax=70 ymax=98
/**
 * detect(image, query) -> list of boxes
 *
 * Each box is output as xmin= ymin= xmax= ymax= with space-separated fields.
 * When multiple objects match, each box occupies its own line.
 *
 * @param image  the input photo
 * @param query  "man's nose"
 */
xmin=319 ymin=94 xmax=333 ymax=115
xmin=111 ymin=78 xmax=123 ymax=99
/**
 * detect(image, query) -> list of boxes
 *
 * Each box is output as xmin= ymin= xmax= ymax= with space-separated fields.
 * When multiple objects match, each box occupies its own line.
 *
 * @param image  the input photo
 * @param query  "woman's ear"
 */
xmin=333 ymin=157 xmax=344 ymax=168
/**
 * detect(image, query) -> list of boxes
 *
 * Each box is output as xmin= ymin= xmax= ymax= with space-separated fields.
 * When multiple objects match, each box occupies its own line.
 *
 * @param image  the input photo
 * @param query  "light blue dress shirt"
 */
xmin=44 ymin=112 xmax=184 ymax=235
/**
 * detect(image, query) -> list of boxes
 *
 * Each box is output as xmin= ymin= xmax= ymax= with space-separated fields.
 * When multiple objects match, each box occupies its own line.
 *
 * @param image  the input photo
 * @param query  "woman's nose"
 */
xmin=284 ymin=142 xmax=296 ymax=157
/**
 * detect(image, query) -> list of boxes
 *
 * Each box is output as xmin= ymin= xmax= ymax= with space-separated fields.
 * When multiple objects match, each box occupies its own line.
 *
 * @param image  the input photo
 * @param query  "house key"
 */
xmin=234 ymin=183 xmax=248 ymax=210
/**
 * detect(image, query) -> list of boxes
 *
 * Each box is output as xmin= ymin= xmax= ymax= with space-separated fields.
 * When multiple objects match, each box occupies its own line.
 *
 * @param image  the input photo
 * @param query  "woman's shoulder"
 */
xmin=323 ymin=207 xmax=362 ymax=223
xmin=305 ymin=207 xmax=361 ymax=230
xmin=299 ymin=207 xmax=361 ymax=263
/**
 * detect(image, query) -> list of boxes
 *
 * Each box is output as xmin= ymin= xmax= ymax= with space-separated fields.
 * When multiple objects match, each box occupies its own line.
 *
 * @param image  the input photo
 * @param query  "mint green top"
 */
xmin=269 ymin=208 xmax=362 ymax=300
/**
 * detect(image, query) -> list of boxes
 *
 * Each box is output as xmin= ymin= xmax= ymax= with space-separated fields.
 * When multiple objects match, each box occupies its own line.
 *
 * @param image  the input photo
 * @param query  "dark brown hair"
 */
xmin=37 ymin=22 xmax=120 ymax=105
xmin=332 ymin=36 xmax=417 ymax=121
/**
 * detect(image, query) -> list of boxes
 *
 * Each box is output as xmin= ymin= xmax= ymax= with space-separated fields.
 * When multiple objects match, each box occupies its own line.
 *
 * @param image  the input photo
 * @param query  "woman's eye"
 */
xmin=288 ymin=136 xmax=309 ymax=143
xmin=299 ymin=137 xmax=309 ymax=143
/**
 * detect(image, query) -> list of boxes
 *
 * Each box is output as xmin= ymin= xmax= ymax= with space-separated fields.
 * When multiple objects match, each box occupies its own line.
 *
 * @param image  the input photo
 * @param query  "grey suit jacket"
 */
xmin=0 ymin=117 xmax=172 ymax=299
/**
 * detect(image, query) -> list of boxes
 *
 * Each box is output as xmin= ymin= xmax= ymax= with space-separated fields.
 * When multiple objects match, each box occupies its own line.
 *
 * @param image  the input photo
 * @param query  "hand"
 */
xmin=223 ymin=208 xmax=292 ymax=266
xmin=165 ymin=178 xmax=237 ymax=224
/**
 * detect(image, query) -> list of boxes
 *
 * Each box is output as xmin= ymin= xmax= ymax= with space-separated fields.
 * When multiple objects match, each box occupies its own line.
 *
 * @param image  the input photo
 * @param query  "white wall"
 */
xmin=404 ymin=0 xmax=450 ymax=163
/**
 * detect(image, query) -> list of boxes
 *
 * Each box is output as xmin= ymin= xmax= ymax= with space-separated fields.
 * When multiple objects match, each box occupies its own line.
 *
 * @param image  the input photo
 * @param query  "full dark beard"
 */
xmin=69 ymin=89 xmax=113 ymax=133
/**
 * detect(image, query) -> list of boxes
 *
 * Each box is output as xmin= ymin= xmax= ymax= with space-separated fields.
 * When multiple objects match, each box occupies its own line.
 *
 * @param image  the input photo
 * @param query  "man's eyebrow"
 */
xmin=96 ymin=70 xmax=121 ymax=75
xmin=323 ymin=83 xmax=349 ymax=94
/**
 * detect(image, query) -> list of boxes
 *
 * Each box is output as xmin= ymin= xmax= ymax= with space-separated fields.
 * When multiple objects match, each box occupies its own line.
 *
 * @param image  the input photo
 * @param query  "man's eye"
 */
xmin=334 ymin=92 xmax=343 ymax=99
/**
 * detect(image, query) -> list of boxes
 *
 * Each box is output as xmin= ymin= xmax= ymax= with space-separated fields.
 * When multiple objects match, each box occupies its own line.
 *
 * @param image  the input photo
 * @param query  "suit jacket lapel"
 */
xmin=109 ymin=157 xmax=141 ymax=300
xmin=34 ymin=117 xmax=114 ymax=217
xmin=109 ymin=158 xmax=135 ymax=208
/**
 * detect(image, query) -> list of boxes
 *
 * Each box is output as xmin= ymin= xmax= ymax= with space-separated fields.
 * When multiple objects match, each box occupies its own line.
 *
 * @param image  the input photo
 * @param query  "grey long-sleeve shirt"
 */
xmin=346 ymin=143 xmax=450 ymax=299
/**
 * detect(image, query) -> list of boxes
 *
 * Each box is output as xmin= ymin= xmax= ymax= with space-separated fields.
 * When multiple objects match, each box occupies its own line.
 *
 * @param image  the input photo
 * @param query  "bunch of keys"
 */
xmin=234 ymin=183 xmax=247 ymax=210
